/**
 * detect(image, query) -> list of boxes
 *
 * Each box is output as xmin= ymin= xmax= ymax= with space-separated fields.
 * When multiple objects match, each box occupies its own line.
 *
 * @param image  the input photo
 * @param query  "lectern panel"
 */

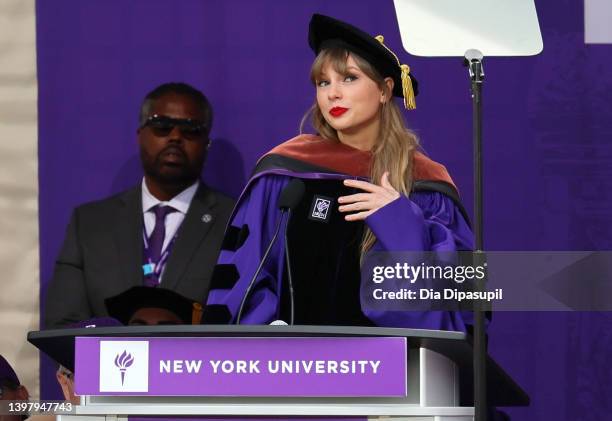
xmin=75 ymin=336 xmax=408 ymax=398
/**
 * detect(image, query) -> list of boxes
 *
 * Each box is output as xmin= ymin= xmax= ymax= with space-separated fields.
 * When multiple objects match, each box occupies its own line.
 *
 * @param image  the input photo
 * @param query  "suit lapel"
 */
xmin=114 ymin=186 xmax=144 ymax=288
xmin=162 ymin=183 xmax=216 ymax=290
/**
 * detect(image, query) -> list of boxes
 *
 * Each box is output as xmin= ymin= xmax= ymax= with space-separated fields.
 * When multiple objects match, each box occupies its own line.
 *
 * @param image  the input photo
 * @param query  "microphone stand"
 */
xmin=235 ymin=178 xmax=304 ymax=325
xmin=284 ymin=208 xmax=296 ymax=325
xmin=235 ymin=211 xmax=286 ymax=324
xmin=464 ymin=48 xmax=487 ymax=421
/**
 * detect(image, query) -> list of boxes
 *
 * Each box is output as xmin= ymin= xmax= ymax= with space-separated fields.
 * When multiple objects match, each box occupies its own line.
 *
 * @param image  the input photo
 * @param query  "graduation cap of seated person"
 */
xmin=308 ymin=13 xmax=419 ymax=109
xmin=68 ymin=317 xmax=123 ymax=329
xmin=105 ymin=287 xmax=203 ymax=325
xmin=0 ymin=354 xmax=20 ymax=389
xmin=0 ymin=354 xmax=30 ymax=405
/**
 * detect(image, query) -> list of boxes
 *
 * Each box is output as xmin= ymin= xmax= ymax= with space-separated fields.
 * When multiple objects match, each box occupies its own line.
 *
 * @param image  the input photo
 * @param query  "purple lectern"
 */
xmin=28 ymin=325 xmax=528 ymax=420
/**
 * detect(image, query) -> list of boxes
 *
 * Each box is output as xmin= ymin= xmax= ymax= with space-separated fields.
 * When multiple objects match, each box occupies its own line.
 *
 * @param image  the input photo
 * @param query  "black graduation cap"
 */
xmin=0 ymin=354 xmax=20 ymax=387
xmin=68 ymin=317 xmax=124 ymax=328
xmin=104 ymin=286 xmax=202 ymax=325
xmin=308 ymin=13 xmax=418 ymax=110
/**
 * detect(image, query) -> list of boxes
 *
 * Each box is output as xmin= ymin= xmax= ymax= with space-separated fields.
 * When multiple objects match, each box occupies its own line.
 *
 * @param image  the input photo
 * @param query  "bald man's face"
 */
xmin=128 ymin=307 xmax=184 ymax=325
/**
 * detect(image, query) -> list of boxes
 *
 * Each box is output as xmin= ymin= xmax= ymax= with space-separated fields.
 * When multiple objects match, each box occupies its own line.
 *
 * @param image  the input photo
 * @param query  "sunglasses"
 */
xmin=141 ymin=114 xmax=207 ymax=140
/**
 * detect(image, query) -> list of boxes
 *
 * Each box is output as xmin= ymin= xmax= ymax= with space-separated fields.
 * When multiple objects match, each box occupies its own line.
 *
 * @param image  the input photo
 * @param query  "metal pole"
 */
xmin=465 ymin=48 xmax=487 ymax=421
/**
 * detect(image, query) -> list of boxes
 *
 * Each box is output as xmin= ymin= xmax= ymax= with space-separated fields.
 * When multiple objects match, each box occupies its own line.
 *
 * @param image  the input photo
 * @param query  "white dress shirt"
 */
xmin=141 ymin=178 xmax=199 ymax=255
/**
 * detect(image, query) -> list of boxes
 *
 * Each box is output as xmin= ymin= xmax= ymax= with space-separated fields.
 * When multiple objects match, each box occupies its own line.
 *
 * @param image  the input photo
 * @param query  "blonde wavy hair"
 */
xmin=300 ymin=47 xmax=420 ymax=260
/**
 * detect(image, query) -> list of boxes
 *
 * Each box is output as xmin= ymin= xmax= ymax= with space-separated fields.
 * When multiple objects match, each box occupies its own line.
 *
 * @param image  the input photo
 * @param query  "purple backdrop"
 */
xmin=36 ymin=0 xmax=612 ymax=419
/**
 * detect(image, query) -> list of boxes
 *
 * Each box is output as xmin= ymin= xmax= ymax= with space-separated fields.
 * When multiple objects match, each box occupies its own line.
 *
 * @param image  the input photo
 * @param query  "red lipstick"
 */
xmin=329 ymin=107 xmax=348 ymax=117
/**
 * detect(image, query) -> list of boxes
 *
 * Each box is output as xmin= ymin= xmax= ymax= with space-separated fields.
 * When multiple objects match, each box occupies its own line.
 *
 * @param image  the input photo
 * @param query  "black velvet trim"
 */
xmin=221 ymin=226 xmax=240 ymax=251
xmin=221 ymin=224 xmax=251 ymax=252
xmin=201 ymin=304 xmax=232 ymax=324
xmin=209 ymin=264 xmax=240 ymax=290
xmin=253 ymin=154 xmax=339 ymax=177
xmin=235 ymin=225 xmax=250 ymax=250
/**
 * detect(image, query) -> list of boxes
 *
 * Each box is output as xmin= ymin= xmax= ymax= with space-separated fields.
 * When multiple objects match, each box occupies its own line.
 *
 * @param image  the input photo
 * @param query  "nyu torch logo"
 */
xmin=114 ymin=351 xmax=134 ymax=385
xmin=309 ymin=196 xmax=332 ymax=222
xmin=100 ymin=340 xmax=148 ymax=392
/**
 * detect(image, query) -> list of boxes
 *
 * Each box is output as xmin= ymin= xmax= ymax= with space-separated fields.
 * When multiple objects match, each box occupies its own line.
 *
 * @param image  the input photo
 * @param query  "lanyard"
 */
xmin=142 ymin=228 xmax=178 ymax=283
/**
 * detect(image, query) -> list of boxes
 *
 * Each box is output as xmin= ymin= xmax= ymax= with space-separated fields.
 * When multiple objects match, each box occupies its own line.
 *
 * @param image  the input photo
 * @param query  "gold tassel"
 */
xmin=401 ymin=64 xmax=416 ymax=110
xmin=374 ymin=35 xmax=416 ymax=110
xmin=191 ymin=302 xmax=203 ymax=325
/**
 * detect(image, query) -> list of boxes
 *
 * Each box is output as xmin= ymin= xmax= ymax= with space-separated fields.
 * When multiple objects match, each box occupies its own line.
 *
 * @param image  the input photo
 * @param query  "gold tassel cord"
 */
xmin=401 ymin=64 xmax=416 ymax=110
xmin=375 ymin=35 xmax=416 ymax=110
xmin=192 ymin=302 xmax=203 ymax=324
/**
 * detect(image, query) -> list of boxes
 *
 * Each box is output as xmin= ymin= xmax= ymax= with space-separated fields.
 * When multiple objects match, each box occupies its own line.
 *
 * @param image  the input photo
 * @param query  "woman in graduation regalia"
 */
xmin=203 ymin=14 xmax=474 ymax=332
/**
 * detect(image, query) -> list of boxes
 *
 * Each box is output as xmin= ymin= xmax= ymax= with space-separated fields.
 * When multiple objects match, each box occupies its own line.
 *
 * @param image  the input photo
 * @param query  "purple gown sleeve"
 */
xmin=362 ymin=191 xmax=475 ymax=331
xmin=205 ymin=175 xmax=289 ymax=324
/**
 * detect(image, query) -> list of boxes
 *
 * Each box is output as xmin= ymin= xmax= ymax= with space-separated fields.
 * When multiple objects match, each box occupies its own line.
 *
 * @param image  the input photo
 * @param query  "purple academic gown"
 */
xmin=205 ymin=169 xmax=474 ymax=332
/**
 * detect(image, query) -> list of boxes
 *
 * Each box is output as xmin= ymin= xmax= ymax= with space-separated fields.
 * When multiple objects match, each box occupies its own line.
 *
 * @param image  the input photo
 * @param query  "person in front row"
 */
xmin=202 ymin=14 xmax=474 ymax=331
xmin=105 ymin=286 xmax=203 ymax=325
xmin=54 ymin=294 xmax=197 ymax=406
xmin=0 ymin=355 xmax=29 ymax=421
xmin=45 ymin=82 xmax=235 ymax=328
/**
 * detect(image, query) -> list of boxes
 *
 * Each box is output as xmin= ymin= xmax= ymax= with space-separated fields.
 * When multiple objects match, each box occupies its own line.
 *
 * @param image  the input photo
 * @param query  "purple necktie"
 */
xmin=147 ymin=205 xmax=177 ymax=266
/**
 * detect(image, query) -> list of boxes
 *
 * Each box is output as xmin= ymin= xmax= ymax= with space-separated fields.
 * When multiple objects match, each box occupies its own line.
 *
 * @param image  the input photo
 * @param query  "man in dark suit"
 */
xmin=44 ymin=82 xmax=235 ymax=328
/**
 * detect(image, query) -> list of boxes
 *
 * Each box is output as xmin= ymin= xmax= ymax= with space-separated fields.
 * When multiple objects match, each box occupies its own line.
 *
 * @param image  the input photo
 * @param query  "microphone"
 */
xmin=235 ymin=179 xmax=305 ymax=324
xmin=278 ymin=179 xmax=305 ymax=325
xmin=278 ymin=178 xmax=305 ymax=210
